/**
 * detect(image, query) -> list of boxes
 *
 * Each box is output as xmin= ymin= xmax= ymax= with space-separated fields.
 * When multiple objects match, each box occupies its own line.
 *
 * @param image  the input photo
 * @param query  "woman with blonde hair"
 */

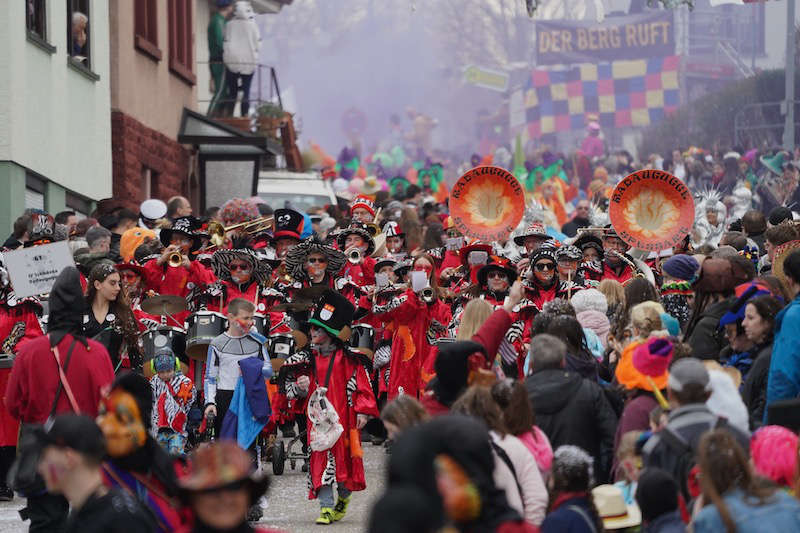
xmin=456 ymin=298 xmax=494 ymax=340
xmin=598 ymin=279 xmax=625 ymax=319
xmin=613 ymin=301 xmax=667 ymax=391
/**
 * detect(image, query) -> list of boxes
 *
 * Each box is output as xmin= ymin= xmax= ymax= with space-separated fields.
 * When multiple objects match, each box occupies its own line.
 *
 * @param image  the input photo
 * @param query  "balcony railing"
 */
xmin=199 ymin=62 xmax=283 ymax=119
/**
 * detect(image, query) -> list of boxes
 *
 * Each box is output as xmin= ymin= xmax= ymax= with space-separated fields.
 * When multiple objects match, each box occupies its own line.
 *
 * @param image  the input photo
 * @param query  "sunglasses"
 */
xmin=229 ymin=264 xmax=250 ymax=271
xmin=307 ymin=258 xmax=328 ymax=264
xmin=534 ymin=263 xmax=555 ymax=272
xmin=487 ymin=271 xmax=507 ymax=279
xmin=120 ymin=271 xmax=139 ymax=280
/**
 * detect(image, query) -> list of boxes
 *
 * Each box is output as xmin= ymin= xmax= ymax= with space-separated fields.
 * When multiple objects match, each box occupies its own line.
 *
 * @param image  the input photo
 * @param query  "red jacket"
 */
xmin=7 ymin=334 xmax=115 ymax=424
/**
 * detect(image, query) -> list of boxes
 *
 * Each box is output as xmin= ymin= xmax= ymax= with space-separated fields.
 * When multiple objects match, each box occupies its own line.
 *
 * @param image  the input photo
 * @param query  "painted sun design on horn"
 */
xmin=462 ymin=182 xmax=513 ymax=227
xmin=621 ymin=189 xmax=680 ymax=238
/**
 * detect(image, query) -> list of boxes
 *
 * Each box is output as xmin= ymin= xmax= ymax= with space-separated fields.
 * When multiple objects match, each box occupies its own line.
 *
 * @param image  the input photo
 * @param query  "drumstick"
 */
xmin=567 ymin=270 xmax=573 ymax=300
xmin=253 ymin=284 xmax=260 ymax=307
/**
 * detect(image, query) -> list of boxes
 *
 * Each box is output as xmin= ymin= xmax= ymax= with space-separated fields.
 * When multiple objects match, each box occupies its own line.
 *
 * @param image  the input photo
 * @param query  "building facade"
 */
xmin=0 ymin=0 xmax=111 ymax=233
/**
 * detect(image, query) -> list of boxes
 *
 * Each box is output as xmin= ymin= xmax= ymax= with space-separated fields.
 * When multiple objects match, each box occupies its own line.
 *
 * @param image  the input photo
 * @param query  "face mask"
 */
xmin=97 ymin=389 xmax=147 ymax=458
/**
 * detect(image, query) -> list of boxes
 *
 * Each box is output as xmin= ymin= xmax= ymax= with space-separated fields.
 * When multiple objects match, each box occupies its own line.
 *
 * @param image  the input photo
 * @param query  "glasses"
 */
xmin=229 ymin=264 xmax=250 ymax=271
xmin=534 ymin=263 xmax=555 ymax=272
xmin=487 ymin=271 xmax=506 ymax=279
xmin=120 ymin=272 xmax=139 ymax=281
xmin=307 ymin=258 xmax=328 ymax=264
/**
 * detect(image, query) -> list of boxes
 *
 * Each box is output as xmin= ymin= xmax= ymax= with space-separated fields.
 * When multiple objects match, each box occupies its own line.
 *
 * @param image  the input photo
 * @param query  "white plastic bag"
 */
xmin=307 ymin=387 xmax=344 ymax=452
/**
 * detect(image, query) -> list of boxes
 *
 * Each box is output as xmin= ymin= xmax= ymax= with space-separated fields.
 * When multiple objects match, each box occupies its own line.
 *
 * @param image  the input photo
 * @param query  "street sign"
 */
xmin=463 ymin=65 xmax=509 ymax=92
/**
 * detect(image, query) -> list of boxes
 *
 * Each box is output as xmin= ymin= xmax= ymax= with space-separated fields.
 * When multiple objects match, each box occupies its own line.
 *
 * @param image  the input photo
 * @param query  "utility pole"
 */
xmin=783 ymin=0 xmax=796 ymax=151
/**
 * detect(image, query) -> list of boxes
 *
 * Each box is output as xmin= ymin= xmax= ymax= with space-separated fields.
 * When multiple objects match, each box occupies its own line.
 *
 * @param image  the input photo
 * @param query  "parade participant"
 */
xmin=337 ymin=222 xmax=377 ymax=298
xmin=142 ymin=216 xmax=215 ymax=328
xmin=7 ymin=266 xmax=115 ymax=533
xmin=474 ymin=259 xmax=517 ymax=307
xmin=374 ymin=254 xmax=451 ymax=399
xmin=98 ymin=372 xmax=187 ymax=533
xmin=562 ymin=200 xmax=592 ymax=238
xmin=149 ymin=348 xmax=196 ymax=456
xmin=115 ymin=261 xmax=157 ymax=332
xmin=350 ymin=194 xmax=377 ymax=225
xmin=383 ymin=220 xmax=407 ymax=258
xmin=119 ymin=227 xmax=156 ymax=263
xmin=281 ymin=236 xmax=347 ymax=296
xmin=138 ymin=199 xmax=167 ymax=231
xmin=573 ymin=232 xmax=604 ymax=264
xmin=203 ymin=298 xmax=271 ymax=438
xmin=84 ymin=263 xmax=143 ymax=372
xmin=288 ymin=290 xmax=378 ymax=525
xmin=583 ymin=227 xmax=636 ymax=284
xmin=431 ymin=217 xmax=464 ymax=276
xmin=692 ymin=191 xmax=727 ymax=249
xmin=34 ymin=414 xmax=156 ymax=533
xmin=555 ymin=244 xmax=587 ymax=288
xmin=523 ymin=248 xmax=570 ymax=310
xmin=442 ymin=241 xmax=492 ymax=296
xmin=178 ymin=441 xmax=282 ymax=533
xmin=0 ymin=259 xmax=43 ymax=501
xmin=513 ymin=222 xmax=553 ymax=259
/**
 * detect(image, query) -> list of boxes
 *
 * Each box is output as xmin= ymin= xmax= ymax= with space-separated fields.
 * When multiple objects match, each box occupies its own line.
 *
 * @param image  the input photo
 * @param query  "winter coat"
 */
xmin=517 ymin=426 xmax=553 ymax=478
xmin=374 ymin=289 xmax=451 ymax=400
xmin=644 ymin=510 xmax=686 ymax=533
xmin=490 ymin=431 xmax=548 ymax=526
xmin=7 ymin=333 xmax=114 ymax=423
xmin=692 ymin=488 xmax=800 ymax=533
xmin=143 ymin=258 xmax=216 ymax=329
xmin=766 ymin=294 xmax=800 ymax=419
xmin=686 ymin=298 xmax=731 ymax=360
xmin=525 ymin=368 xmax=618 ymax=483
xmin=541 ymin=494 xmax=598 ymax=533
xmin=741 ymin=342 xmax=771 ymax=427
xmin=613 ymin=392 xmax=658 ymax=468
xmin=223 ymin=2 xmax=261 ymax=75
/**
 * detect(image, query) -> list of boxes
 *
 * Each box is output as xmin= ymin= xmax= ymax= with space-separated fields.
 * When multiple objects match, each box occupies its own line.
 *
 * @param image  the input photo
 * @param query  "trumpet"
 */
xmin=348 ymin=249 xmax=362 ymax=264
xmin=207 ymin=216 xmax=275 ymax=247
xmin=168 ymin=251 xmax=184 ymax=268
xmin=420 ymin=286 xmax=435 ymax=303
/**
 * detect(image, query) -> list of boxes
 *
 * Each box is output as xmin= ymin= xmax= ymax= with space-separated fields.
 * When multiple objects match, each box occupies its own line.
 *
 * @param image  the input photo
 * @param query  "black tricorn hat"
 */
xmin=308 ymin=289 xmax=356 ymax=341
xmin=159 ymin=216 xmax=202 ymax=252
xmin=273 ymin=208 xmax=305 ymax=241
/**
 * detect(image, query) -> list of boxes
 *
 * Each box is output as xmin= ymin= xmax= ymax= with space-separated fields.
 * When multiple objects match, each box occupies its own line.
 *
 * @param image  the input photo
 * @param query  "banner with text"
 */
xmin=536 ymin=12 xmax=674 ymax=66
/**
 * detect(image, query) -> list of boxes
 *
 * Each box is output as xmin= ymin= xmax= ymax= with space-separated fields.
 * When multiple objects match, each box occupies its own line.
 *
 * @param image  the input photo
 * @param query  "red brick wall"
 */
xmin=111 ymin=110 xmax=190 ymax=210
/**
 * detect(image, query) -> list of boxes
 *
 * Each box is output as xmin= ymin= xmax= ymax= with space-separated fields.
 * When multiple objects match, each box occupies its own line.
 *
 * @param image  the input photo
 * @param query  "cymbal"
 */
xmin=292 ymin=285 xmax=328 ymax=302
xmin=141 ymin=294 xmax=187 ymax=315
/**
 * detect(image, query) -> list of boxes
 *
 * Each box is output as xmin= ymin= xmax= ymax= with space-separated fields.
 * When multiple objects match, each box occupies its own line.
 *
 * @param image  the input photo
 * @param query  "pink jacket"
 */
xmin=491 ymin=431 xmax=549 ymax=527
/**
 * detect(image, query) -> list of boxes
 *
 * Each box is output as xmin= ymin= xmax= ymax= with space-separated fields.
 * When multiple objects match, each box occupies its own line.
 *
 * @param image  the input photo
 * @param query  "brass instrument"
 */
xmin=348 ymin=248 xmax=362 ymax=264
xmin=420 ymin=286 xmax=435 ymax=303
xmin=207 ymin=216 xmax=275 ymax=247
xmin=168 ymin=251 xmax=184 ymax=267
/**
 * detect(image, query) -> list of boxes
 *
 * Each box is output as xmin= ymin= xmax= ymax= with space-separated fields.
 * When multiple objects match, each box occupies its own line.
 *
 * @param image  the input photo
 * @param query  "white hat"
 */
xmin=592 ymin=485 xmax=642 ymax=530
xmin=140 ymin=199 xmax=167 ymax=221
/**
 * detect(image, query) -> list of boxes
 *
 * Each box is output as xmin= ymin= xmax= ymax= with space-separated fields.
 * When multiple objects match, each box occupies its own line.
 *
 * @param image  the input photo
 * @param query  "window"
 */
xmin=67 ymin=0 xmax=91 ymax=69
xmin=134 ymin=0 xmax=161 ymax=61
xmin=25 ymin=173 xmax=46 ymax=212
xmin=168 ymin=0 xmax=195 ymax=85
xmin=26 ymin=0 xmax=48 ymax=41
xmin=66 ymin=191 xmax=90 ymax=219
xmin=142 ymin=166 xmax=160 ymax=200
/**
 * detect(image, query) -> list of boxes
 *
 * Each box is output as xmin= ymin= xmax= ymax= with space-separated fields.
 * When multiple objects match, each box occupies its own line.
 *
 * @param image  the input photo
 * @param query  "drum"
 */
xmin=350 ymin=323 xmax=375 ymax=359
xmin=140 ymin=327 xmax=187 ymax=361
xmin=268 ymin=333 xmax=296 ymax=373
xmin=0 ymin=354 xmax=14 ymax=369
xmin=185 ymin=311 xmax=226 ymax=360
xmin=253 ymin=313 xmax=268 ymax=336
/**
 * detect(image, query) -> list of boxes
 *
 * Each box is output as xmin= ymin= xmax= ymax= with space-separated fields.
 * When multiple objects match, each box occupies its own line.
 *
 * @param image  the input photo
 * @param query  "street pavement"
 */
xmin=0 ymin=439 xmax=388 ymax=533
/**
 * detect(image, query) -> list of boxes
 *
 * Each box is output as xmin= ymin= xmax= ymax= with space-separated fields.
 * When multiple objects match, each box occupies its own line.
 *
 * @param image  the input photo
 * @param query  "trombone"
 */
xmin=206 ymin=216 xmax=275 ymax=247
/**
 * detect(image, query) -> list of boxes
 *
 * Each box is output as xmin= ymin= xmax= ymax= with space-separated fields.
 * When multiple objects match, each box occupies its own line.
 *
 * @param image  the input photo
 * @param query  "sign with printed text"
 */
xmin=609 ymin=170 xmax=695 ymax=251
xmin=449 ymin=166 xmax=525 ymax=242
xmin=536 ymin=11 xmax=674 ymax=65
xmin=464 ymin=65 xmax=510 ymax=92
xmin=2 ymin=241 xmax=76 ymax=298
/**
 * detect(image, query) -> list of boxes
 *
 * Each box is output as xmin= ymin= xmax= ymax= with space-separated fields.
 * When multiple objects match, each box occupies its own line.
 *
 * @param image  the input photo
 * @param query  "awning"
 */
xmin=177 ymin=108 xmax=282 ymax=157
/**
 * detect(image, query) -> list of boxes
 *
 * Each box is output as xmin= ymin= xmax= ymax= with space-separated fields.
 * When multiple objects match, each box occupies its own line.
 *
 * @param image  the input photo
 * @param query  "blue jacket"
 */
xmin=220 ymin=356 xmax=271 ymax=448
xmin=644 ymin=511 xmax=685 ymax=533
xmin=692 ymin=488 xmax=800 ymax=533
xmin=541 ymin=496 xmax=597 ymax=533
xmin=765 ymin=295 xmax=800 ymax=421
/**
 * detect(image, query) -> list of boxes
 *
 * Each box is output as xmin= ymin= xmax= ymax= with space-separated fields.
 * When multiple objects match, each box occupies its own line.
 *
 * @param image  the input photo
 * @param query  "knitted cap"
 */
xmin=751 ymin=426 xmax=799 ymax=487
xmin=571 ymin=288 xmax=608 ymax=315
xmin=633 ymin=338 xmax=674 ymax=378
xmin=662 ymin=254 xmax=699 ymax=282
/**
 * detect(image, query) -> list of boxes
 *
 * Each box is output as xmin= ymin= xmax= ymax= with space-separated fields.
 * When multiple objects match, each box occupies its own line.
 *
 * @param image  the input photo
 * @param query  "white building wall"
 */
xmin=0 ymin=0 xmax=111 ymax=200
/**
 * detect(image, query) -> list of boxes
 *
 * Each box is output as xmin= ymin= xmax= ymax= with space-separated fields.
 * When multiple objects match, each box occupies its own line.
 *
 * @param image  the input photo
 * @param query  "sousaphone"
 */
xmin=449 ymin=166 xmax=525 ymax=242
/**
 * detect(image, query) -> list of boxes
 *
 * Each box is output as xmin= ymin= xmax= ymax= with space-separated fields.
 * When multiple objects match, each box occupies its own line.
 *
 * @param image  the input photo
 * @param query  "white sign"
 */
xmin=2 ymin=241 xmax=76 ymax=298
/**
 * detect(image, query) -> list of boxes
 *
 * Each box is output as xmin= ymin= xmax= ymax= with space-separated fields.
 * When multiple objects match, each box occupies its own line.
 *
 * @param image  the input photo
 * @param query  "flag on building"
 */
xmin=524 ymin=55 xmax=680 ymax=141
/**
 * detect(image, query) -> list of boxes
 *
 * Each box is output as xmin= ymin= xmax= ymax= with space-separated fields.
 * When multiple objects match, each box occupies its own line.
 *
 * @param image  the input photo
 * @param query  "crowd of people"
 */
xmin=2 ymin=136 xmax=800 ymax=532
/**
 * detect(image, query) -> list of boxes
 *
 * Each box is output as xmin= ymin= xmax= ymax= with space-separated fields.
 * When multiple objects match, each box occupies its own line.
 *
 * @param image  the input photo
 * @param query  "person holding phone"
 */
xmin=373 ymin=254 xmax=451 ymax=400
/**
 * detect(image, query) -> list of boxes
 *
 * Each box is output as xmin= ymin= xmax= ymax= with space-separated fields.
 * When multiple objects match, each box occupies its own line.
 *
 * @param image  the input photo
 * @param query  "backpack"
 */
xmin=657 ymin=415 xmax=728 ymax=501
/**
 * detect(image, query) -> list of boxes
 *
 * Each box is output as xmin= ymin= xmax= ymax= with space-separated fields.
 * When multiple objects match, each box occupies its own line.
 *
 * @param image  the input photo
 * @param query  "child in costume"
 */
xmin=287 ymin=290 xmax=378 ymax=525
xmin=149 ymin=348 xmax=196 ymax=456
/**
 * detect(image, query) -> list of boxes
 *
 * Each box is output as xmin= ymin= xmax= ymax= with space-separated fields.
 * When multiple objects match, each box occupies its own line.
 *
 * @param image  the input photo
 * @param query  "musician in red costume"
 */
xmin=141 ymin=217 xmax=215 ymax=328
xmin=271 ymin=208 xmax=304 ymax=261
xmin=582 ymin=226 xmax=636 ymax=284
xmin=432 ymin=217 xmax=464 ymax=275
xmin=349 ymin=194 xmax=376 ymax=225
xmin=336 ymin=223 xmax=377 ymax=304
xmin=0 ymin=259 xmax=43 ymax=501
xmin=373 ymin=254 xmax=451 ymax=400
xmin=285 ymin=290 xmax=378 ymax=525
xmin=280 ymin=237 xmax=346 ymax=297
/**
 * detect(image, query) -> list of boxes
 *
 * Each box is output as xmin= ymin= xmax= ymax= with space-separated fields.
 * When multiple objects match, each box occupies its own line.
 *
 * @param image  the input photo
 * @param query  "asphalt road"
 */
xmin=0 ymin=439 xmax=388 ymax=533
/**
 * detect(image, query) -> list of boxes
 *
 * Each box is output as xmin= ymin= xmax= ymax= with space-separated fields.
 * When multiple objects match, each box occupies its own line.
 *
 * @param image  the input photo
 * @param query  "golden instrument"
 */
xmin=140 ymin=294 xmax=188 ymax=315
xmin=168 ymin=251 xmax=184 ymax=268
xmin=206 ymin=216 xmax=275 ymax=247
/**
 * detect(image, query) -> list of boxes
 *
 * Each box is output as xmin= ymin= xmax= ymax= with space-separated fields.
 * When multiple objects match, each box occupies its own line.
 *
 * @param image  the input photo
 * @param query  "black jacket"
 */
xmin=65 ymin=488 xmax=156 ymax=533
xmin=561 ymin=217 xmax=590 ymax=238
xmin=686 ymin=299 xmax=730 ymax=360
xmin=525 ymin=367 xmax=618 ymax=482
xmin=741 ymin=342 xmax=772 ymax=428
